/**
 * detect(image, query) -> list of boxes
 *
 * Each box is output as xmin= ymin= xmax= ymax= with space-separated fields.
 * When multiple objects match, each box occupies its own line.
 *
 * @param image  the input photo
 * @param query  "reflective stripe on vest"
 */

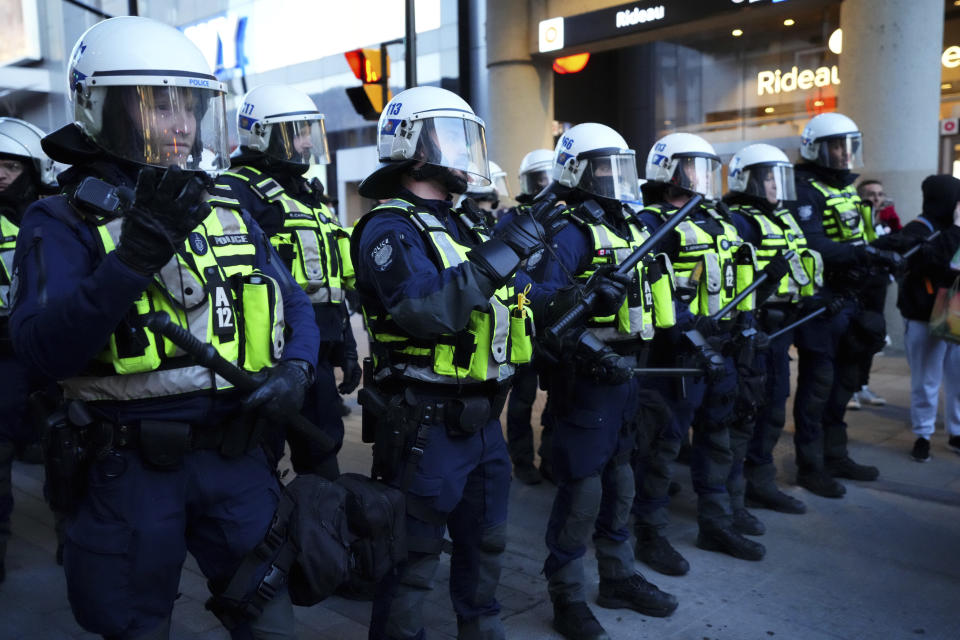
xmin=569 ymin=213 xmax=675 ymax=342
xmin=61 ymin=201 xmax=285 ymax=402
xmin=362 ymin=198 xmax=533 ymax=384
xmin=0 ymin=214 xmax=17 ymax=315
xmin=807 ymin=179 xmax=867 ymax=244
xmin=218 ymin=166 xmax=352 ymax=304
xmin=728 ymin=203 xmax=823 ymax=302
xmin=645 ymin=203 xmax=754 ymax=317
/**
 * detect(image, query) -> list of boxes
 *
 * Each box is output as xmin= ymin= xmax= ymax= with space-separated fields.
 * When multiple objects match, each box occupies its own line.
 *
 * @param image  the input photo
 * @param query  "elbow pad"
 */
xmin=468 ymin=238 xmax=521 ymax=287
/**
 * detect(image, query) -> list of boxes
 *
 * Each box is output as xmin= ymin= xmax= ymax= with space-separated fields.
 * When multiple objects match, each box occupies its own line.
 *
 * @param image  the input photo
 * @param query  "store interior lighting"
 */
xmin=783 ymin=19 xmax=795 ymax=26
xmin=732 ymin=28 xmax=743 ymax=37
xmin=764 ymin=106 xmax=775 ymax=113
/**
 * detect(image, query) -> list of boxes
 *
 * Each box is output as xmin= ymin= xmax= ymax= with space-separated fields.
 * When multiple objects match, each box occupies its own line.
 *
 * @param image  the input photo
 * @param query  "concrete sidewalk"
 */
xmin=2 ymin=351 xmax=960 ymax=639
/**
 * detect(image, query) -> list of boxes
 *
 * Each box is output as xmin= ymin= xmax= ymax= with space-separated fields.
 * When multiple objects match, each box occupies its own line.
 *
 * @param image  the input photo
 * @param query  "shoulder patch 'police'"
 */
xmin=371 ymin=236 xmax=394 ymax=271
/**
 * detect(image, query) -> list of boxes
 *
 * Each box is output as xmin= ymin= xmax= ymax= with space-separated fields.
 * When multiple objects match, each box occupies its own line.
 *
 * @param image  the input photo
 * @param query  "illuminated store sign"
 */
xmin=759 ymin=45 xmax=960 ymax=96
xmin=615 ymin=6 xmax=665 ymax=29
xmin=757 ymin=65 xmax=839 ymax=95
xmin=539 ymin=0 xmax=784 ymax=53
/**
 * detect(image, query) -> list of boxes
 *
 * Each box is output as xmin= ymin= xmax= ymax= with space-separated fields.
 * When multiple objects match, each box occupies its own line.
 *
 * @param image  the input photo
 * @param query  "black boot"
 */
xmin=552 ymin=601 xmax=610 ymax=640
xmin=596 ymin=573 xmax=678 ymax=617
xmin=513 ymin=462 xmax=542 ymax=485
xmin=826 ymin=456 xmax=879 ymax=481
xmin=732 ymin=509 xmax=765 ymax=536
xmin=745 ymin=483 xmax=807 ymax=514
xmin=696 ymin=525 xmax=766 ymax=561
xmin=796 ymin=469 xmax=846 ymax=498
xmin=635 ymin=530 xmax=689 ymax=576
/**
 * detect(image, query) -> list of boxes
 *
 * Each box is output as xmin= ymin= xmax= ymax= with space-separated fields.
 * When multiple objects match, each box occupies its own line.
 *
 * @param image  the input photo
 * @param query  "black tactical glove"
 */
xmin=495 ymin=213 xmax=546 ymax=260
xmin=683 ymin=329 xmax=725 ymax=383
xmin=862 ymin=245 xmax=905 ymax=275
xmin=824 ymin=295 xmax=846 ymax=317
xmin=755 ymin=254 xmax=790 ymax=304
xmin=242 ymin=359 xmax=313 ymax=422
xmin=571 ymin=329 xmax=633 ymax=385
xmin=754 ymin=328 xmax=771 ymax=352
xmin=338 ymin=357 xmax=362 ymax=394
xmin=762 ymin=254 xmax=790 ymax=283
xmin=527 ymin=195 xmax=568 ymax=238
xmin=586 ymin=265 xmax=629 ymax=317
xmin=115 ymin=166 xmax=212 ymax=275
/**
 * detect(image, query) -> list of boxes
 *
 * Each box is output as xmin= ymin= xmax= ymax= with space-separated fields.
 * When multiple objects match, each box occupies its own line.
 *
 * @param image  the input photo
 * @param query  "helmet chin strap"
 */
xmin=409 ymin=163 xmax=467 ymax=198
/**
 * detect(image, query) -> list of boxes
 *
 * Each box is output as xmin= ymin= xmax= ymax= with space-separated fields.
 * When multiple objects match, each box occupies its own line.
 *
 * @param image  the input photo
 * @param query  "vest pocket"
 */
xmin=698 ymin=253 xmax=723 ymax=316
xmin=434 ymin=329 xmax=479 ymax=379
xmin=799 ymin=249 xmax=824 ymax=297
xmin=238 ymin=271 xmax=284 ymax=372
xmin=508 ymin=314 xmax=533 ymax=364
xmin=735 ymin=244 xmax=758 ymax=311
xmin=157 ymin=256 xmax=205 ymax=309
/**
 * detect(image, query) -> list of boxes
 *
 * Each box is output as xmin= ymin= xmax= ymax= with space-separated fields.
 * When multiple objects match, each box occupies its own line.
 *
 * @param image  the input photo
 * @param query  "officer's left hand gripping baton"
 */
xmin=545 ymin=194 xmax=704 ymax=343
xmin=145 ymin=312 xmax=336 ymax=452
xmin=770 ymin=231 xmax=943 ymax=341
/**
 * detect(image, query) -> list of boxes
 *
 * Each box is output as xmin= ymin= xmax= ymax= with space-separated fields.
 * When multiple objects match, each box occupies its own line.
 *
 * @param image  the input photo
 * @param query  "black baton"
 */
xmin=145 ymin=312 xmax=336 ymax=452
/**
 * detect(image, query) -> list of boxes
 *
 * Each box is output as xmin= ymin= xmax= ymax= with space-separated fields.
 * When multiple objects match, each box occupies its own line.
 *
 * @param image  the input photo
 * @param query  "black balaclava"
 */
xmin=0 ymin=161 xmax=40 ymax=225
xmin=921 ymin=174 xmax=960 ymax=230
xmin=409 ymin=162 xmax=467 ymax=198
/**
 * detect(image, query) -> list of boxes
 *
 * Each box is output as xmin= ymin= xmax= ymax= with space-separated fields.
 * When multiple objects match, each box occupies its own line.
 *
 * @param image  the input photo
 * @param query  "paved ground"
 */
xmin=3 ymin=339 xmax=960 ymax=639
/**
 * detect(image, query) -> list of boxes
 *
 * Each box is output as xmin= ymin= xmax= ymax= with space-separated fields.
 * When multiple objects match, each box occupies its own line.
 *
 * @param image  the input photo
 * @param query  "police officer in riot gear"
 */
xmin=517 ymin=148 xmax=554 ymax=203
xmin=500 ymin=148 xmax=556 ymax=486
xmin=520 ymin=123 xmax=679 ymax=640
xmin=9 ymin=17 xmax=319 ymax=638
xmin=351 ymin=86 xmax=545 ymax=640
xmin=635 ymin=132 xmax=767 ymax=571
xmin=790 ymin=113 xmax=901 ymax=497
xmin=216 ymin=84 xmax=359 ymax=480
xmin=0 ymin=117 xmax=59 ymax=584
xmin=460 ymin=160 xmax=510 ymax=225
xmin=725 ymin=144 xmax=822 ymax=515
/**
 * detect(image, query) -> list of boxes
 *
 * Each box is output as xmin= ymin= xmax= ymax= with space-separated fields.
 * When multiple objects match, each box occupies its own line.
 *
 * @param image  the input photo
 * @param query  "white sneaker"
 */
xmin=847 ymin=393 xmax=862 ymax=410
xmin=859 ymin=386 xmax=886 ymax=406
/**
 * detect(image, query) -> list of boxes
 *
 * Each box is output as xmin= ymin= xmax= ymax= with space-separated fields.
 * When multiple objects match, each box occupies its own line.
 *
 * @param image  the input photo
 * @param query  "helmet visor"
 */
xmin=816 ymin=133 xmax=863 ymax=170
xmin=520 ymin=169 xmax=551 ymax=197
xmin=741 ymin=163 xmax=796 ymax=203
xmin=577 ymin=153 xmax=639 ymax=202
xmin=668 ymin=155 xmax=722 ymax=200
xmin=264 ymin=118 xmax=330 ymax=166
xmin=492 ymin=172 xmax=510 ymax=200
xmin=415 ymin=116 xmax=490 ymax=186
xmin=82 ymin=85 xmax=229 ymax=172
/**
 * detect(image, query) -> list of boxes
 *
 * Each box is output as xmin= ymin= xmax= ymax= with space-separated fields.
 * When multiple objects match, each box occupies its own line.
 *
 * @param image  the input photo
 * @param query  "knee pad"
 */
xmin=400 ymin=552 xmax=442 ymax=590
xmin=612 ymin=463 xmax=635 ymax=504
xmin=479 ymin=522 xmax=507 ymax=555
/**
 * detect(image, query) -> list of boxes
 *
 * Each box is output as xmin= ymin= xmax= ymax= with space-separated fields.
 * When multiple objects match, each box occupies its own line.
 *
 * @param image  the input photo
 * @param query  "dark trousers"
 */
xmin=1 ymin=355 xmax=38 ymax=556
xmin=543 ymin=374 xmax=637 ymax=605
xmin=370 ymin=416 xmax=511 ymax=640
xmin=505 ymin=363 xmax=538 ymax=467
xmin=64 ymin=448 xmax=287 ymax=639
xmin=744 ymin=329 xmax=794 ymax=489
xmin=793 ymin=298 xmax=858 ymax=471
xmin=286 ymin=358 xmax=343 ymax=480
